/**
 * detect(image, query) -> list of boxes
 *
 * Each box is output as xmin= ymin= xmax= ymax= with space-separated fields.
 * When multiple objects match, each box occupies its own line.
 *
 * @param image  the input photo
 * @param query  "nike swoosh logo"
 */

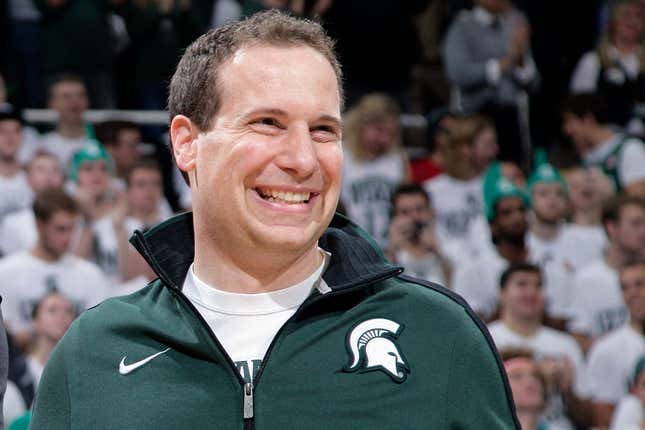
xmin=119 ymin=348 xmax=171 ymax=375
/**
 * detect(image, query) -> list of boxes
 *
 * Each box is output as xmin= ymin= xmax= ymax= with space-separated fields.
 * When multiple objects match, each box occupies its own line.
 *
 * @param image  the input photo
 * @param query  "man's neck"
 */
xmin=530 ymin=217 xmax=561 ymax=241
xmin=572 ymin=208 xmax=601 ymax=226
xmin=502 ymin=313 xmax=540 ymax=337
xmin=193 ymin=241 xmax=323 ymax=294
xmin=31 ymin=245 xmax=61 ymax=263
xmin=517 ymin=411 xmax=540 ymax=430
xmin=0 ymin=158 xmax=20 ymax=178
xmin=57 ymin=122 xmax=86 ymax=139
xmin=496 ymin=239 xmax=527 ymax=264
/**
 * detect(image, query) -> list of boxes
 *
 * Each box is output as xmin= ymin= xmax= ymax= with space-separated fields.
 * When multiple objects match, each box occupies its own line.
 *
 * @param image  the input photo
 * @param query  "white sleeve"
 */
xmin=543 ymin=262 xmax=574 ymax=320
xmin=610 ymin=395 xmax=644 ymax=430
xmin=570 ymin=51 xmax=601 ymax=93
xmin=513 ymin=55 xmax=537 ymax=85
xmin=619 ymin=139 xmax=645 ymax=186
xmin=585 ymin=341 xmax=628 ymax=403
xmin=486 ymin=59 xmax=502 ymax=85
xmin=567 ymin=273 xmax=594 ymax=335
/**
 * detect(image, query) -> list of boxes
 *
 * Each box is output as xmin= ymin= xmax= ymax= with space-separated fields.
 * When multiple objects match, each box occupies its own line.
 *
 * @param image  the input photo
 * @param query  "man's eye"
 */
xmin=311 ymin=126 xmax=339 ymax=141
xmin=255 ymin=118 xmax=279 ymax=127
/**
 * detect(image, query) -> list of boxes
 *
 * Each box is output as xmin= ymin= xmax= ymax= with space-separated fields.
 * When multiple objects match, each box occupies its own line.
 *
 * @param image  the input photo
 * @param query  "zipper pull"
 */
xmin=243 ymin=382 xmax=254 ymax=419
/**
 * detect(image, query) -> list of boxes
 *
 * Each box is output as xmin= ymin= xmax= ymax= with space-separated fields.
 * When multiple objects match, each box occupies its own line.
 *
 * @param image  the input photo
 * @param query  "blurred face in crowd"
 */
xmin=608 ymin=204 xmax=645 ymax=255
xmin=33 ymin=293 xmax=75 ymax=343
xmin=476 ymin=0 xmax=509 ymax=14
xmin=49 ymin=80 xmax=89 ymax=126
xmin=27 ymin=154 xmax=64 ymax=193
xmin=505 ymin=358 xmax=545 ymax=413
xmin=500 ymin=270 xmax=544 ymax=321
xmin=492 ymin=196 xmax=528 ymax=242
xmin=469 ymin=126 xmax=499 ymax=174
xmin=108 ymin=128 xmax=141 ymax=175
xmin=562 ymin=113 xmax=595 ymax=155
xmin=501 ymin=161 xmax=526 ymax=189
xmin=612 ymin=1 xmax=644 ymax=45
xmin=77 ymin=160 xmax=110 ymax=198
xmin=37 ymin=210 xmax=77 ymax=259
xmin=432 ymin=115 xmax=457 ymax=156
xmin=393 ymin=192 xmax=433 ymax=224
xmin=359 ymin=117 xmax=399 ymax=159
xmin=564 ymin=168 xmax=612 ymax=214
xmin=621 ymin=263 xmax=645 ymax=322
xmin=0 ymin=119 xmax=22 ymax=162
xmin=531 ymin=182 xmax=568 ymax=224
xmin=127 ymin=167 xmax=162 ymax=215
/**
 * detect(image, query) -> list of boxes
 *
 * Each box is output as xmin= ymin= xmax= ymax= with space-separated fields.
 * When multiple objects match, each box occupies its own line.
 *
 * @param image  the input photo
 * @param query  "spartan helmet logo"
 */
xmin=343 ymin=318 xmax=409 ymax=383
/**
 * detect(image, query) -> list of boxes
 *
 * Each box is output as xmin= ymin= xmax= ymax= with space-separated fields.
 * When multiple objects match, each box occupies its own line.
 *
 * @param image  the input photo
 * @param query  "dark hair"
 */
xmin=33 ymin=188 xmax=78 ymax=222
xmin=560 ymin=93 xmax=610 ymax=125
xmin=168 ymin=9 xmax=342 ymax=133
xmin=390 ymin=183 xmax=430 ymax=209
xmin=125 ymin=158 xmax=162 ymax=187
xmin=95 ymin=120 xmax=140 ymax=146
xmin=499 ymin=262 xmax=542 ymax=289
xmin=47 ymin=73 xmax=86 ymax=101
xmin=602 ymin=194 xmax=645 ymax=236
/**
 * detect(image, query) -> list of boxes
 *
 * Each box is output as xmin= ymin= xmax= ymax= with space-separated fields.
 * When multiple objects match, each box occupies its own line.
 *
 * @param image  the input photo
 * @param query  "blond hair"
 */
xmin=596 ymin=0 xmax=645 ymax=73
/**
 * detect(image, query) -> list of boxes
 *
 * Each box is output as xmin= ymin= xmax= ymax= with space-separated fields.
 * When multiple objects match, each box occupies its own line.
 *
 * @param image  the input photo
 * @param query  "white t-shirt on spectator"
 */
xmin=0 ymin=171 xmax=32 ymax=221
xmin=0 ymin=251 xmax=108 ymax=335
xmin=488 ymin=320 xmax=585 ymax=430
xmin=182 ymin=250 xmax=330 ymax=384
xmin=610 ymin=394 xmax=644 ymax=430
xmin=568 ymin=258 xmax=626 ymax=337
xmin=557 ymin=224 xmax=607 ymax=273
xmin=527 ymin=230 xmax=564 ymax=268
xmin=0 ymin=208 xmax=37 ymax=256
xmin=583 ymin=134 xmax=645 ymax=188
xmin=395 ymin=250 xmax=446 ymax=286
xmin=40 ymin=132 xmax=91 ymax=169
xmin=585 ymin=324 xmax=645 ymax=404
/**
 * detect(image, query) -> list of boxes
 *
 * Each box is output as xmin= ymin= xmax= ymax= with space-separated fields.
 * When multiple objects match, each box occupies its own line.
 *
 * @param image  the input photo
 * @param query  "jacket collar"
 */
xmin=130 ymin=212 xmax=402 ymax=292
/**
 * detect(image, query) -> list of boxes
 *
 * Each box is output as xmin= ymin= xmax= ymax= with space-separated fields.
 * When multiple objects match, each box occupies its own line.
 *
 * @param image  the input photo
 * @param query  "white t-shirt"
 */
xmin=341 ymin=150 xmax=406 ymax=249
xmin=488 ymin=321 xmax=585 ymax=430
xmin=585 ymin=324 xmax=645 ymax=404
xmin=0 ymin=252 xmax=108 ymax=334
xmin=0 ymin=171 xmax=32 ymax=221
xmin=40 ymin=132 xmax=91 ymax=169
xmin=423 ymin=174 xmax=484 ymax=244
xmin=182 ymin=250 xmax=330 ymax=384
xmin=395 ymin=250 xmax=446 ymax=286
xmin=527 ymin=229 xmax=564 ymax=268
xmin=0 ymin=208 xmax=37 ymax=256
xmin=568 ymin=258 xmax=626 ymax=337
xmin=583 ymin=134 xmax=645 ymax=188
xmin=610 ymin=394 xmax=644 ymax=430
xmin=16 ymin=126 xmax=42 ymax=165
xmin=557 ymin=224 xmax=607 ymax=273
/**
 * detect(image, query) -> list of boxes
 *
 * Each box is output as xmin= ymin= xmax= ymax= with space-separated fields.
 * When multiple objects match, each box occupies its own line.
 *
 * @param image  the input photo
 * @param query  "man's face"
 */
xmin=470 ymin=126 xmax=498 ymax=174
xmin=393 ymin=193 xmax=433 ymax=224
xmin=610 ymin=205 xmax=645 ymax=255
xmin=27 ymin=155 xmax=64 ymax=193
xmin=493 ymin=196 xmax=528 ymax=240
xmin=109 ymin=128 xmax=141 ymax=173
xmin=562 ymin=113 xmax=593 ymax=154
xmin=37 ymin=210 xmax=77 ymax=258
xmin=49 ymin=81 xmax=88 ymax=125
xmin=614 ymin=2 xmax=644 ymax=45
xmin=500 ymin=271 xmax=544 ymax=320
xmin=190 ymin=45 xmax=342 ymax=255
xmin=506 ymin=359 xmax=545 ymax=413
xmin=0 ymin=119 xmax=22 ymax=161
xmin=531 ymin=182 xmax=568 ymax=224
xmin=77 ymin=160 xmax=110 ymax=198
xmin=127 ymin=168 xmax=162 ymax=214
xmin=33 ymin=293 xmax=75 ymax=343
xmin=359 ymin=117 xmax=399 ymax=159
xmin=621 ymin=264 xmax=645 ymax=322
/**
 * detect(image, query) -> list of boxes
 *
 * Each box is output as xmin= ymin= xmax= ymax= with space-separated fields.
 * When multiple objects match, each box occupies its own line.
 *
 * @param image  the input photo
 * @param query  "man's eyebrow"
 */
xmin=239 ymin=108 xmax=342 ymax=128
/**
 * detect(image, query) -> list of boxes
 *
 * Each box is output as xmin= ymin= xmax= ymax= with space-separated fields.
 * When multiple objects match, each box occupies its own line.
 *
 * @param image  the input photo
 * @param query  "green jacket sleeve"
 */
xmin=29 ymin=326 xmax=74 ymax=429
xmin=446 ymin=316 xmax=520 ymax=429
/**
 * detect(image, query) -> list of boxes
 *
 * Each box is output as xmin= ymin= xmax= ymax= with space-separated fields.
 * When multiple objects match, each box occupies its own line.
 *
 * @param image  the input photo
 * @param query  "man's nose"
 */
xmin=276 ymin=124 xmax=318 ymax=179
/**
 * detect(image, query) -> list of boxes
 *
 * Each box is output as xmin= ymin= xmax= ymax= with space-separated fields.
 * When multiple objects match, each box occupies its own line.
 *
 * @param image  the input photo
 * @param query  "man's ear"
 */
xmin=170 ymin=115 xmax=199 ymax=175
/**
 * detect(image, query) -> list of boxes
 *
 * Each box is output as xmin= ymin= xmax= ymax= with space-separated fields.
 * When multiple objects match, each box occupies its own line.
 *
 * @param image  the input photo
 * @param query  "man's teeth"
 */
xmin=257 ymin=188 xmax=311 ymax=204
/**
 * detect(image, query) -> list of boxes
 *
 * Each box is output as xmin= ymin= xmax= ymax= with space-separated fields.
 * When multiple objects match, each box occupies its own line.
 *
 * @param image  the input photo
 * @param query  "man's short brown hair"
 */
xmin=601 ymin=194 xmax=645 ymax=235
xmin=168 ymin=10 xmax=343 ymax=133
xmin=33 ymin=188 xmax=78 ymax=222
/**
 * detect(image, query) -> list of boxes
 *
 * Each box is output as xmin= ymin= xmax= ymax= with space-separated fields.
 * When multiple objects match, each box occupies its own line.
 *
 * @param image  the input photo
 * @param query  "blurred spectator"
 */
xmin=0 ymin=151 xmax=64 ymax=256
xmin=118 ymin=0 xmax=202 ymax=111
xmin=570 ymin=0 xmax=645 ymax=134
xmin=0 ymin=106 xmax=32 ymax=222
xmin=610 ymin=356 xmax=645 ymax=430
xmin=423 ymin=114 xmax=497 ymax=257
xmin=34 ymin=0 xmax=123 ymax=108
xmin=561 ymin=93 xmax=645 ymax=198
xmin=585 ymin=259 xmax=645 ymax=427
xmin=340 ymin=93 xmax=411 ymax=249
xmin=40 ymin=75 xmax=93 ymax=169
xmin=96 ymin=120 xmax=141 ymax=184
xmin=500 ymin=348 xmax=550 ymax=430
xmin=489 ymin=263 xmax=591 ymax=430
xmin=410 ymin=108 xmax=455 ymax=183
xmin=386 ymin=183 xmax=451 ymax=286
xmin=0 ymin=188 xmax=107 ymax=350
xmin=568 ymin=195 xmax=645 ymax=352
xmin=442 ymin=0 xmax=539 ymax=167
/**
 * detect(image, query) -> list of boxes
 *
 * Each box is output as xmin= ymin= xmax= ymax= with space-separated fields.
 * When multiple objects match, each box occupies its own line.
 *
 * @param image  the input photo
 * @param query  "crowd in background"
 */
xmin=1 ymin=0 xmax=645 ymax=429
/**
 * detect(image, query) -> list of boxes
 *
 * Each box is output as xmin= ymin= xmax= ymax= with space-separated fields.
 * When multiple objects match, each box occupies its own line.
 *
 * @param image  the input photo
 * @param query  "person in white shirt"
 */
xmin=40 ymin=75 xmax=93 ymax=169
xmin=562 ymin=93 xmax=645 ymax=198
xmin=0 ymin=188 xmax=107 ymax=350
xmin=488 ymin=263 xmax=591 ymax=430
xmin=0 ymin=106 xmax=32 ymax=223
xmin=569 ymin=195 xmax=645 ymax=352
xmin=585 ymin=260 xmax=645 ymax=428
xmin=610 ymin=356 xmax=645 ymax=430
xmin=0 ymin=151 xmax=65 ymax=256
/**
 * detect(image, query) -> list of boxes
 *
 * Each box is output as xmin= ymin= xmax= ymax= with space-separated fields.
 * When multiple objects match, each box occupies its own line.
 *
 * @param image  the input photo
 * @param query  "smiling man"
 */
xmin=31 ymin=11 xmax=518 ymax=429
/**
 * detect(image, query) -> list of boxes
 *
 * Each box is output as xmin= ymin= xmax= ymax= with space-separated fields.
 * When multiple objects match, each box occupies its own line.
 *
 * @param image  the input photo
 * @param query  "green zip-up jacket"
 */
xmin=30 ymin=213 xmax=519 ymax=429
